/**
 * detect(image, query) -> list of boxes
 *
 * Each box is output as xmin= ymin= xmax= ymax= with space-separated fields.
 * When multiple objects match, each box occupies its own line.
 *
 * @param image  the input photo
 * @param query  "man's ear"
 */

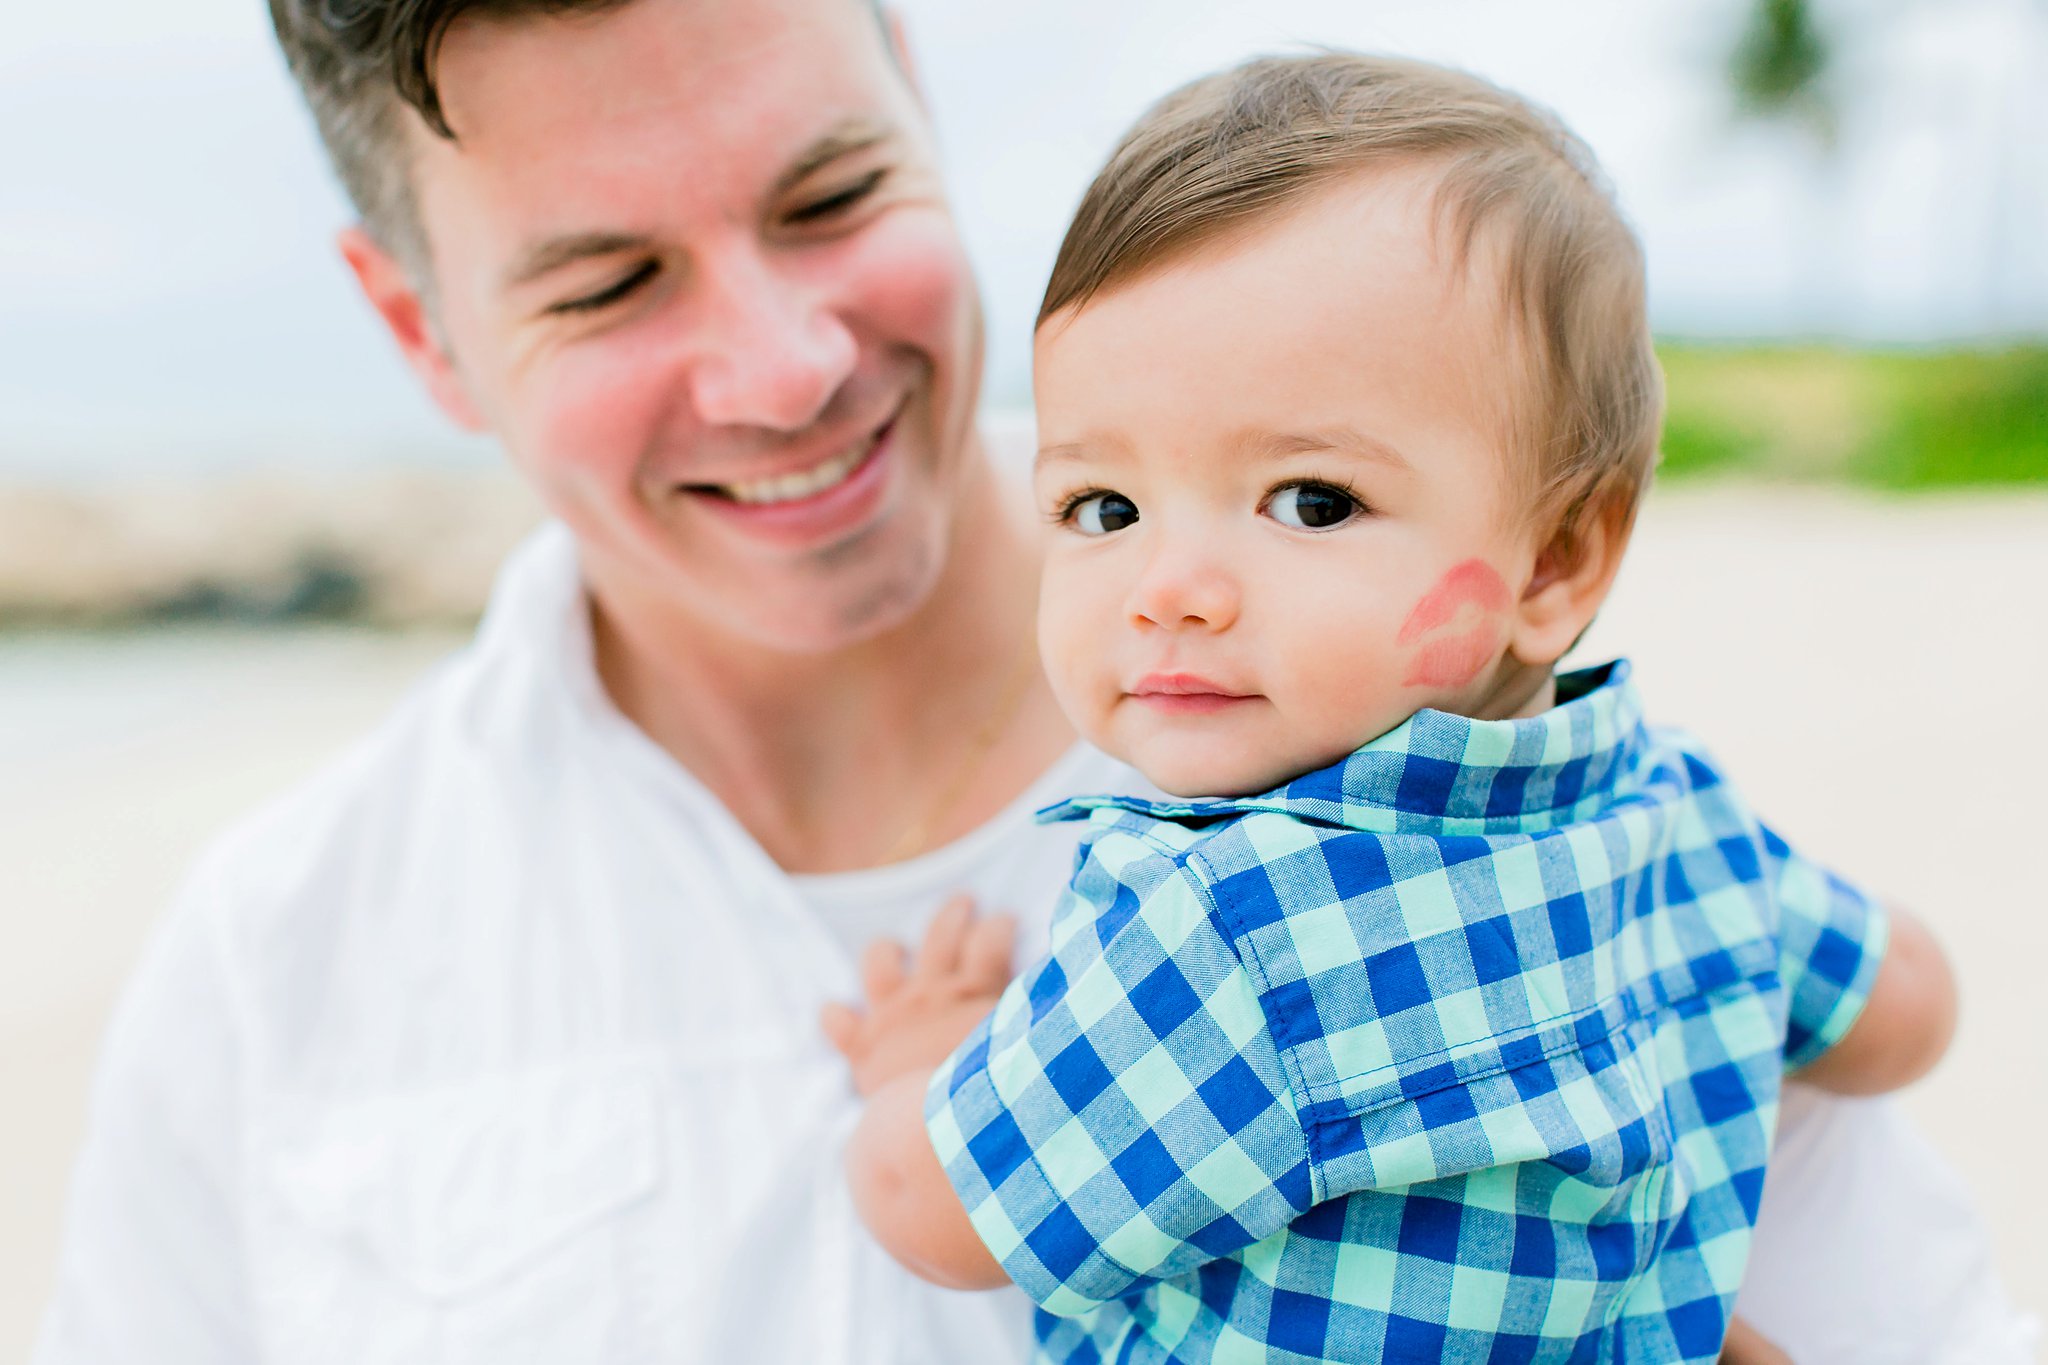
xmin=1508 ymin=496 xmax=1634 ymax=669
xmin=337 ymin=227 xmax=487 ymax=433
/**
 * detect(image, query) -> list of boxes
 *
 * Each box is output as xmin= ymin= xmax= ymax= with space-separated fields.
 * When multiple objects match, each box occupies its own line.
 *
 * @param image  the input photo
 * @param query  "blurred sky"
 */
xmin=2 ymin=0 xmax=2044 ymax=478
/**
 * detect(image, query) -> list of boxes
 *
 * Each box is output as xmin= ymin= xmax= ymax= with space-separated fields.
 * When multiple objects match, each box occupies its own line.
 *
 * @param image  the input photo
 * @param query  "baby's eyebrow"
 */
xmin=1034 ymin=442 xmax=1092 ymax=469
xmin=1249 ymin=427 xmax=1414 ymax=471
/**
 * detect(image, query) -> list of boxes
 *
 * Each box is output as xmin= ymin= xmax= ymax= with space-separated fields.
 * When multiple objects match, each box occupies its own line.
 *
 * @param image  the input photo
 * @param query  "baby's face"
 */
xmin=1033 ymin=164 xmax=1549 ymax=798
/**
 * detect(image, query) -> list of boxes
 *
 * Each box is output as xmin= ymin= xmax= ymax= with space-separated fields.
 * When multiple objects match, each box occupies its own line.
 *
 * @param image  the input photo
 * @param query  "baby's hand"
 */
xmin=821 ymin=895 xmax=1015 ymax=1098
xmin=1717 ymin=1316 xmax=1791 ymax=1365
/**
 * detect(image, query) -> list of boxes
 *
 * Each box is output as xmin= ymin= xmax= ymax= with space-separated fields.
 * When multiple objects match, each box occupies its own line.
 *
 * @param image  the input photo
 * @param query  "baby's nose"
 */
xmin=1125 ymin=544 xmax=1239 ymax=632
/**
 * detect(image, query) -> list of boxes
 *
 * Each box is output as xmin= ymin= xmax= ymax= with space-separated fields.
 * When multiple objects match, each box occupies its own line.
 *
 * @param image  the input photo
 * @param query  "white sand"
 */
xmin=3 ymin=486 xmax=2044 ymax=1357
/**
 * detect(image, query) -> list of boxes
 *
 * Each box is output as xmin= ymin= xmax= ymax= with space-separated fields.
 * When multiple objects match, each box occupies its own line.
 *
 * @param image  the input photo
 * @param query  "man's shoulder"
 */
xmin=191 ymin=525 xmax=593 ymax=932
xmin=183 ymin=632 xmax=561 ymax=946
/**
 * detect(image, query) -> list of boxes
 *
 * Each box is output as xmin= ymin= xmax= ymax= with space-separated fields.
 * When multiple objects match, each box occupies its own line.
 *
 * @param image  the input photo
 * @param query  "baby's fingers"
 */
xmin=912 ymin=894 xmax=976 ymax=980
xmin=1718 ymin=1317 xmax=1791 ymax=1365
xmin=860 ymin=938 xmax=909 ymax=1002
xmin=961 ymin=911 xmax=1017 ymax=993
xmin=820 ymin=1001 xmax=862 ymax=1056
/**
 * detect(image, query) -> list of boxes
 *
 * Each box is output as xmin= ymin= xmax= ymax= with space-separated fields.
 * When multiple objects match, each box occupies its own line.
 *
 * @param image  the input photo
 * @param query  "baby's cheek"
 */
xmin=1404 ymin=629 xmax=1502 ymax=689
xmin=1036 ymin=570 xmax=1116 ymax=735
xmin=1396 ymin=558 xmax=1514 ymax=690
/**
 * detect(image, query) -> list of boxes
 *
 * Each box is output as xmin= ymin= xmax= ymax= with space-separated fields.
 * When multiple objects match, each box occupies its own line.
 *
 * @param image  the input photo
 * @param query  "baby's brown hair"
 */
xmin=1040 ymin=52 xmax=1663 ymax=564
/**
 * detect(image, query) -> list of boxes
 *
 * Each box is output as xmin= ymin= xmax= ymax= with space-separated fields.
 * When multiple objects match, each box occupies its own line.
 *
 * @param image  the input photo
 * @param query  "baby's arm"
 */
xmin=1790 ymin=903 xmax=1957 ymax=1095
xmin=822 ymin=896 xmax=1011 ymax=1289
xmin=1718 ymin=1314 xmax=1794 ymax=1364
xmin=1765 ymin=819 xmax=1962 ymax=1097
xmin=844 ymin=1073 xmax=1008 ymax=1287
xmin=841 ymin=839 xmax=1326 ymax=1311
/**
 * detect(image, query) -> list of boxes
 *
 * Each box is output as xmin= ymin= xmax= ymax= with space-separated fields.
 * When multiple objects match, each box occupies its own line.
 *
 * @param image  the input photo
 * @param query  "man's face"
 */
xmin=1033 ymin=165 xmax=1545 ymax=798
xmin=403 ymin=0 xmax=983 ymax=650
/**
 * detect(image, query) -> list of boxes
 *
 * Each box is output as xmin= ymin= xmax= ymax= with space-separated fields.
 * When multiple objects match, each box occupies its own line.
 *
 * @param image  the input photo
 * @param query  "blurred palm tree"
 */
xmin=1731 ymin=0 xmax=1837 ymax=146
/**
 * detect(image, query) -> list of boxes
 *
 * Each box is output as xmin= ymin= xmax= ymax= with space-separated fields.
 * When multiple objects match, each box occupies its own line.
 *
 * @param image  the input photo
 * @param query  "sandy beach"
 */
xmin=3 ymin=483 xmax=2043 ymax=1358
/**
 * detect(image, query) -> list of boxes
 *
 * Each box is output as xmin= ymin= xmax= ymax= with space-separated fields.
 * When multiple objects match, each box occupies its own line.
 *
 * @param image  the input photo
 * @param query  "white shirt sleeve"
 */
xmin=1736 ymin=1082 xmax=2040 ymax=1365
xmin=33 ymin=865 xmax=259 ymax=1364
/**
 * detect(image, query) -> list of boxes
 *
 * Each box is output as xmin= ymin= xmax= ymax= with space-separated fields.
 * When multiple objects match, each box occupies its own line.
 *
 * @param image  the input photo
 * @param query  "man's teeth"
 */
xmin=718 ymin=437 xmax=877 ymax=505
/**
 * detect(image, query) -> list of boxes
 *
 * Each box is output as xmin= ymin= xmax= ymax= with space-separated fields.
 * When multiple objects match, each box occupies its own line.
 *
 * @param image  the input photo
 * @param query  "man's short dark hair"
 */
xmin=270 ymin=0 xmax=886 ymax=281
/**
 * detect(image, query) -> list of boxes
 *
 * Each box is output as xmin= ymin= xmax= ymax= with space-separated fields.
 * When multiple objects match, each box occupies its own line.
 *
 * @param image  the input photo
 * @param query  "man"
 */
xmin=35 ymin=1 xmax=2034 ymax=1361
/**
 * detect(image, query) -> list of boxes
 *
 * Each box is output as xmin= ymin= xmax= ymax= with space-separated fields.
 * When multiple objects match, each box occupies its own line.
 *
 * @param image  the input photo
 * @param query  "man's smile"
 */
xmin=671 ymin=410 xmax=905 ymax=550
xmin=685 ymin=413 xmax=896 ymax=506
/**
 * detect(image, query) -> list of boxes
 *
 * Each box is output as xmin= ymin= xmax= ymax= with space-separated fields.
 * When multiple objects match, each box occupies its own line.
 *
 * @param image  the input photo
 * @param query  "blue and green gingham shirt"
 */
xmin=925 ymin=662 xmax=1887 ymax=1363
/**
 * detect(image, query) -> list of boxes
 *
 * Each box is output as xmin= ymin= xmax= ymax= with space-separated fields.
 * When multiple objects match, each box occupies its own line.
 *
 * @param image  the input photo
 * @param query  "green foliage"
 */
xmin=1656 ymin=344 xmax=2048 ymax=490
xmin=1730 ymin=0 xmax=1835 ymax=143
xmin=1870 ymin=349 xmax=2048 ymax=488
xmin=134 ymin=549 xmax=371 ymax=626
xmin=1732 ymin=0 xmax=1828 ymax=111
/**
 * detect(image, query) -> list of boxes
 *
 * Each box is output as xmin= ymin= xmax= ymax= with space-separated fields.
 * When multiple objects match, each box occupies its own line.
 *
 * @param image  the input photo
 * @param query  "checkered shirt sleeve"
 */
xmin=923 ymin=822 xmax=1315 ymax=1314
xmin=919 ymin=667 xmax=1900 ymax=1360
xmin=1761 ymin=823 xmax=1891 ymax=1069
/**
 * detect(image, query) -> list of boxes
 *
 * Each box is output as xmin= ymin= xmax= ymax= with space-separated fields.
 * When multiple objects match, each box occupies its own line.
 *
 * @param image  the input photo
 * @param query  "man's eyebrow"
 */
xmin=499 ymin=120 xmax=896 ymax=294
xmin=502 ymin=231 xmax=652 ymax=292
xmin=771 ymin=117 xmax=895 ymax=197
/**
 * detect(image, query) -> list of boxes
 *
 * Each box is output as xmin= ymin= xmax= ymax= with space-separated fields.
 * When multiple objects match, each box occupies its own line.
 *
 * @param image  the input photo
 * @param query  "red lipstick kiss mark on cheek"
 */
xmin=1407 ymin=629 xmax=1500 ymax=689
xmin=1397 ymin=558 xmax=1513 ymax=689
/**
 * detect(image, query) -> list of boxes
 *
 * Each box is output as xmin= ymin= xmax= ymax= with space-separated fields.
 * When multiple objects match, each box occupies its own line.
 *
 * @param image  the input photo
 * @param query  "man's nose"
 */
xmin=683 ymin=247 xmax=858 ymax=431
xmin=1125 ymin=538 xmax=1240 ymax=632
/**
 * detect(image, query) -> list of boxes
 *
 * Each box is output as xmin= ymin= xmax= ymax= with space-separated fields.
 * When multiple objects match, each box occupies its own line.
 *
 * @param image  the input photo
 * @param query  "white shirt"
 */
xmin=35 ymin=524 xmax=2037 ymax=1364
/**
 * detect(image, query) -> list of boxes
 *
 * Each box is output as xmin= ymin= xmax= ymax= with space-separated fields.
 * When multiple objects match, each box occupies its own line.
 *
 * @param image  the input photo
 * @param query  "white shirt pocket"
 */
xmin=254 ymin=1062 xmax=662 ymax=1364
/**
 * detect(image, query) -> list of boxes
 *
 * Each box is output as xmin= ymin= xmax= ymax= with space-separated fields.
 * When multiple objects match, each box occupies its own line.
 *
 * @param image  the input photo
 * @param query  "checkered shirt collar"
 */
xmin=1042 ymin=660 xmax=1646 ymax=836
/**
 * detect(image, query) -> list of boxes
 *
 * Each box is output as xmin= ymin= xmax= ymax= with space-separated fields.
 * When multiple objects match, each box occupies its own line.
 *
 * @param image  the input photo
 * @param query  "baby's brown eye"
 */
xmin=1070 ymin=491 xmax=1139 ymax=535
xmin=1267 ymin=482 xmax=1358 ymax=530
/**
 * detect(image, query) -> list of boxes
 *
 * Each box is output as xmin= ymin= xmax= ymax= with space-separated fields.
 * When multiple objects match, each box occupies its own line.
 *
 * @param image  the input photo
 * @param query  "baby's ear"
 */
xmin=1508 ymin=492 xmax=1635 ymax=669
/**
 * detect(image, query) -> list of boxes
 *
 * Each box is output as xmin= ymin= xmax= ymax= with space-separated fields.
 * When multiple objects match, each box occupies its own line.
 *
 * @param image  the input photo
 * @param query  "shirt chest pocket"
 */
xmin=254 ymin=1066 xmax=663 ymax=1365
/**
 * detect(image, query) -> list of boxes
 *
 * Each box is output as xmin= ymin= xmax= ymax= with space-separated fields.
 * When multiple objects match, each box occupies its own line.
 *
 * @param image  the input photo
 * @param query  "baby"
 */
xmin=823 ymin=53 xmax=1956 ymax=1362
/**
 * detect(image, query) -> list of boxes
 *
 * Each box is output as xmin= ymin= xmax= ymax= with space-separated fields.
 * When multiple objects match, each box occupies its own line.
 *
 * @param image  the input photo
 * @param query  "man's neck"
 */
xmin=589 ymin=444 xmax=1075 ymax=874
